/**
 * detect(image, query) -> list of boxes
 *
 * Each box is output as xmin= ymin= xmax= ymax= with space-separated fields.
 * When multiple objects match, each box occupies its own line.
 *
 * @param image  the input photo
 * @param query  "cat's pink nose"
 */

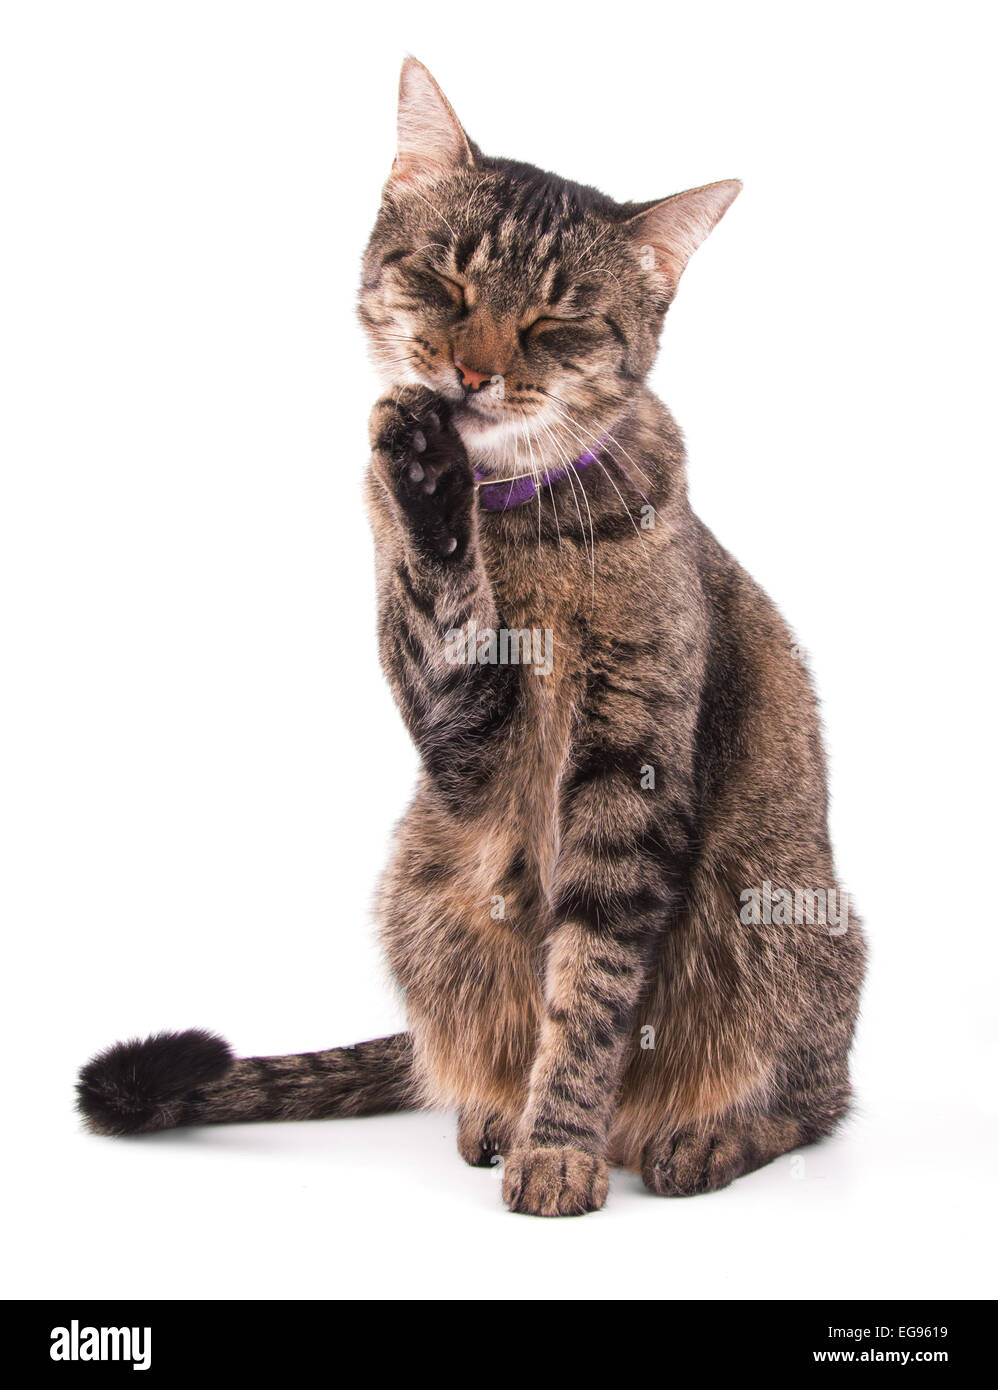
xmin=454 ymin=360 xmax=493 ymax=392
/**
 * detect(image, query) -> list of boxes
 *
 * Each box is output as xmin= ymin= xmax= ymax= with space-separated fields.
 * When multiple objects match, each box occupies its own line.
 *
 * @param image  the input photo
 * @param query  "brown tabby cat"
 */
xmin=77 ymin=60 xmax=865 ymax=1217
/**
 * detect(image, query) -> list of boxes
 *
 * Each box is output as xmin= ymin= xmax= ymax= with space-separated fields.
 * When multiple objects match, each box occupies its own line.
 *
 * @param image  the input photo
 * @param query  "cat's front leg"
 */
xmin=368 ymin=387 xmax=503 ymax=650
xmin=367 ymin=390 xmax=521 ymax=811
xmin=502 ymin=863 xmax=681 ymax=1217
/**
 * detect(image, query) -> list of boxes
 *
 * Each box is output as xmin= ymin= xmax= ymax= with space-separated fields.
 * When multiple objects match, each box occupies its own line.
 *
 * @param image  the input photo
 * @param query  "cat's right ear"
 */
xmin=390 ymin=58 xmax=474 ymax=186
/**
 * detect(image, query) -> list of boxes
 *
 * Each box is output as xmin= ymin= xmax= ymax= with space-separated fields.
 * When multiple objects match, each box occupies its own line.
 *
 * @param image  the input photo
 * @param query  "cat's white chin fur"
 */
xmin=453 ymin=409 xmax=540 ymax=470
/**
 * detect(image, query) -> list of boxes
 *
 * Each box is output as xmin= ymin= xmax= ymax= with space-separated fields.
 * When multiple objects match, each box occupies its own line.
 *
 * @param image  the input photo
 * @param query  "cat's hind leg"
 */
xmin=640 ymin=1110 xmax=803 ymax=1196
xmin=640 ymin=1070 xmax=850 ymax=1197
xmin=457 ymin=1107 xmax=517 ymax=1168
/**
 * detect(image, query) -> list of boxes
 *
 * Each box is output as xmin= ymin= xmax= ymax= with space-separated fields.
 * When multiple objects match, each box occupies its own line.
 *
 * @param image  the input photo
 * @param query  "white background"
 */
xmin=2 ymin=1 xmax=995 ymax=1300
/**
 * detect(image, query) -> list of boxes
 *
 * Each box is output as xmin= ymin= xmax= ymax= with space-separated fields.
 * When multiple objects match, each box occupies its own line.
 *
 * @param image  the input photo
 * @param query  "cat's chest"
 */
xmin=486 ymin=580 xmax=588 ymax=901
xmin=491 ymin=577 xmax=587 ymax=787
xmin=485 ymin=534 xmax=589 ymax=676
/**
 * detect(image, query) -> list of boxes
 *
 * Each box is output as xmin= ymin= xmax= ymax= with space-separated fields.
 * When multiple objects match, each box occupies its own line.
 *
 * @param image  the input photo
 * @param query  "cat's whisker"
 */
xmin=581 ymin=220 xmax=616 ymax=259
xmin=545 ymin=405 xmax=641 ymax=500
xmin=541 ymin=389 xmax=645 ymax=468
xmin=537 ymin=414 xmax=595 ymax=599
xmin=543 ymin=401 xmax=651 ymax=553
xmin=374 ymin=335 xmax=432 ymax=348
xmin=370 ymin=354 xmax=419 ymax=369
xmin=405 ymin=186 xmax=458 ymax=237
xmin=547 ymin=417 xmax=655 ymax=586
xmin=521 ymin=421 xmax=544 ymax=553
xmin=542 ymin=390 xmax=654 ymax=492
xmin=516 ymin=418 xmax=545 ymax=553
xmin=583 ymin=266 xmax=623 ymax=290
xmin=530 ymin=418 xmax=562 ymax=549
xmin=593 ymin=427 xmax=655 ymax=496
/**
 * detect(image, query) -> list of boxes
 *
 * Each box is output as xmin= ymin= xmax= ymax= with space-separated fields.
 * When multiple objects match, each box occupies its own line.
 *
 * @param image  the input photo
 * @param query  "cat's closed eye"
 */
xmin=519 ymin=314 xmax=597 ymax=354
xmin=524 ymin=315 xmax=583 ymax=335
xmin=427 ymin=271 xmax=468 ymax=316
xmin=394 ymin=257 xmax=469 ymax=318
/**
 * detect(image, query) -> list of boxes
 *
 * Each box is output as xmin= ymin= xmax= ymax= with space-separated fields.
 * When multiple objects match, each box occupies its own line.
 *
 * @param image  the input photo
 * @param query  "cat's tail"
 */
xmin=76 ymin=1029 xmax=417 ymax=1136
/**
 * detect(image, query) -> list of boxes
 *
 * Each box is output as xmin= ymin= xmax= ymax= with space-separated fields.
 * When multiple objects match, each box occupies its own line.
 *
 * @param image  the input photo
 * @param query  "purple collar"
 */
xmin=474 ymin=443 xmax=603 ymax=512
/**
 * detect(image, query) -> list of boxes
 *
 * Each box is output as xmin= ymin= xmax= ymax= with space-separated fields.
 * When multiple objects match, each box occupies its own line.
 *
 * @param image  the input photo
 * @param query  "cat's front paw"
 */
xmin=502 ymin=1146 xmax=609 ymax=1217
xmin=370 ymin=390 xmax=474 ymax=564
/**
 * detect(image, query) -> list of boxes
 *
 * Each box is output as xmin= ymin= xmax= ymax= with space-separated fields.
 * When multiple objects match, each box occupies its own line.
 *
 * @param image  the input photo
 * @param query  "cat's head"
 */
xmin=359 ymin=59 xmax=739 ymax=456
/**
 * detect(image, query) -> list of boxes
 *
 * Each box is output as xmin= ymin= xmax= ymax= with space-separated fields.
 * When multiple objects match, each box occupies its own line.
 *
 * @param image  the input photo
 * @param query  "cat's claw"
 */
xmin=457 ymin=1108 xmax=514 ymax=1168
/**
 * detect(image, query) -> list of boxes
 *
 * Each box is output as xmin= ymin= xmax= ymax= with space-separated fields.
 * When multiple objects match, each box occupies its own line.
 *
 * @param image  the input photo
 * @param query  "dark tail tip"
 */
xmin=76 ymin=1029 xmax=234 ymax=1136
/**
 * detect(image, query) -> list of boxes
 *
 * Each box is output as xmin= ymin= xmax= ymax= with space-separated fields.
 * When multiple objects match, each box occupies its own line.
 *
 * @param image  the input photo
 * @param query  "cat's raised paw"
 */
xmin=502 ymin=1146 xmax=609 ymax=1217
xmin=370 ymin=390 xmax=474 ymax=562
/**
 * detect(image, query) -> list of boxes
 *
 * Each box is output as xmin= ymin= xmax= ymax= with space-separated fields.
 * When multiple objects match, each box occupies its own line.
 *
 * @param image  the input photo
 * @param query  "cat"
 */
xmin=77 ymin=58 xmax=865 ymax=1217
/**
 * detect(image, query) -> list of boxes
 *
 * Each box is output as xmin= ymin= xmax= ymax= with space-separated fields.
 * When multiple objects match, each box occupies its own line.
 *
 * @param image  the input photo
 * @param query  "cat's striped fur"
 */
xmin=77 ymin=60 xmax=864 ymax=1216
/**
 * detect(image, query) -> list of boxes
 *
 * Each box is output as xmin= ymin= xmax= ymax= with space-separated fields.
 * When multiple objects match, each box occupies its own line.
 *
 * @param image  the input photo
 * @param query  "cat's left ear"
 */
xmin=625 ymin=180 xmax=742 ymax=296
xmin=390 ymin=58 xmax=474 ymax=185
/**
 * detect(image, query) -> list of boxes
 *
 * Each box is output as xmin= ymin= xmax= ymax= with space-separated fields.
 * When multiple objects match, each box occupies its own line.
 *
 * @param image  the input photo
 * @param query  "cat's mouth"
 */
xmin=452 ymin=394 xmax=505 ymax=430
